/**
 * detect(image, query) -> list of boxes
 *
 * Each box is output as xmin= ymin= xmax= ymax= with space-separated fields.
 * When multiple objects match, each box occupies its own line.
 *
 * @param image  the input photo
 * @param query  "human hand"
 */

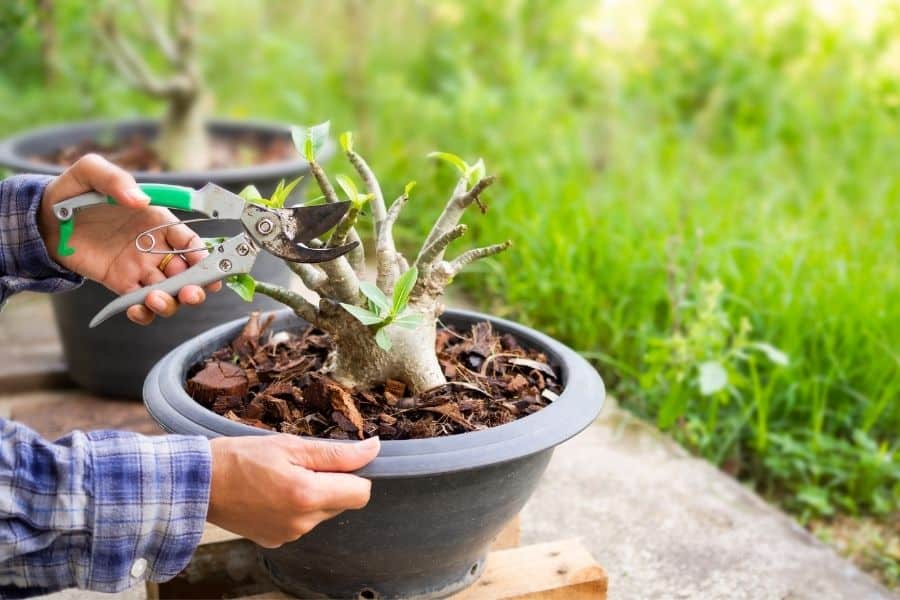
xmin=37 ymin=154 xmax=222 ymax=325
xmin=206 ymin=435 xmax=379 ymax=548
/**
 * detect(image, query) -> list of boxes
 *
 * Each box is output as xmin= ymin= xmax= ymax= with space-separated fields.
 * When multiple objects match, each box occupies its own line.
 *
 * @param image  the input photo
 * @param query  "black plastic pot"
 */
xmin=0 ymin=119 xmax=333 ymax=398
xmin=143 ymin=308 xmax=604 ymax=599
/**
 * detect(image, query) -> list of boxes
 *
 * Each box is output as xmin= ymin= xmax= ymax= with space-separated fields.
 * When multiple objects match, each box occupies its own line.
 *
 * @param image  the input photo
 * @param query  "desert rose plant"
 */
xmin=234 ymin=123 xmax=511 ymax=394
xmin=96 ymin=0 xmax=210 ymax=170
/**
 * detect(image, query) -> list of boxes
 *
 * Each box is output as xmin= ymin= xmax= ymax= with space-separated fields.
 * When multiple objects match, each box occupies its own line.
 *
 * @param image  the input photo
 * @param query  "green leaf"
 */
xmin=335 ymin=174 xmax=358 ymax=203
xmin=698 ymin=361 xmax=728 ymax=396
xmin=393 ymin=312 xmax=424 ymax=330
xmin=225 ymin=274 xmax=256 ymax=302
xmin=339 ymin=131 xmax=353 ymax=153
xmin=797 ymin=486 xmax=834 ymax=516
xmin=374 ymin=327 xmax=391 ymax=350
xmin=292 ymin=121 xmax=330 ymax=162
xmin=468 ymin=157 xmax=486 ymax=186
xmin=391 ymin=266 xmax=418 ymax=314
xmin=428 ymin=151 xmax=469 ymax=176
xmin=359 ymin=282 xmax=391 ymax=314
xmin=238 ymin=185 xmax=263 ymax=201
xmin=339 ymin=302 xmax=384 ymax=326
xmin=404 ymin=181 xmax=417 ymax=196
xmin=751 ymin=342 xmax=789 ymax=366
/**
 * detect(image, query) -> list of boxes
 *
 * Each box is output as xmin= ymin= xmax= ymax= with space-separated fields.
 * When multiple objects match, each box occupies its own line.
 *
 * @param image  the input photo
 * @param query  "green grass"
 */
xmin=2 ymin=0 xmax=898 ymax=520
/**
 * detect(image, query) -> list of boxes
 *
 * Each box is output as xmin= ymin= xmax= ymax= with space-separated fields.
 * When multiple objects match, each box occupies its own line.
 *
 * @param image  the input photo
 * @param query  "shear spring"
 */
xmin=135 ymin=218 xmax=216 ymax=255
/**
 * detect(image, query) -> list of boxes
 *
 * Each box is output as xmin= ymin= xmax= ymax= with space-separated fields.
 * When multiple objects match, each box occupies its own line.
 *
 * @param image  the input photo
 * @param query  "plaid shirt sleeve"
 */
xmin=0 ymin=174 xmax=83 ymax=307
xmin=0 ymin=419 xmax=212 ymax=597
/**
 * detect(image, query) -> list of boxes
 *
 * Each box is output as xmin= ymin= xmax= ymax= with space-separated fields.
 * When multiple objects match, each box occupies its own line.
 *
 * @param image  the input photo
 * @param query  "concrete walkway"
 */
xmin=522 ymin=400 xmax=895 ymax=599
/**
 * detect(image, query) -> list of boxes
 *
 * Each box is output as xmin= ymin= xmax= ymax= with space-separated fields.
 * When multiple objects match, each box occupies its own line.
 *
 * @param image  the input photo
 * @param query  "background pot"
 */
xmin=143 ymin=308 xmax=605 ymax=599
xmin=0 ymin=119 xmax=332 ymax=398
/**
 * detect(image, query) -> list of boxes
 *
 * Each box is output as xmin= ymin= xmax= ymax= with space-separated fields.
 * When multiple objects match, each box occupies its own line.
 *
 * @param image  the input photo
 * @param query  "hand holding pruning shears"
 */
xmin=38 ymin=153 xmax=356 ymax=327
xmin=38 ymin=154 xmax=220 ymax=325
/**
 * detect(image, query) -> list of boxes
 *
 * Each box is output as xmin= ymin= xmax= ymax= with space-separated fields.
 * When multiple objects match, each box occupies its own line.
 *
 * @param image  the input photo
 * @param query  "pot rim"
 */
xmin=143 ymin=308 xmax=605 ymax=478
xmin=0 ymin=117 xmax=334 ymax=184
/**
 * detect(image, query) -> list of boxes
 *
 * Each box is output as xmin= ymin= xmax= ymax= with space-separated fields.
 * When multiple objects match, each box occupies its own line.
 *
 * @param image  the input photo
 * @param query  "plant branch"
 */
xmin=97 ymin=14 xmax=174 ymax=97
xmin=134 ymin=0 xmax=178 ymax=62
xmin=448 ymin=240 xmax=512 ymax=276
xmin=418 ymin=176 xmax=496 ymax=264
xmin=254 ymin=281 xmax=318 ymax=323
xmin=309 ymin=161 xmax=340 ymax=204
xmin=328 ymin=205 xmax=360 ymax=248
xmin=416 ymin=224 xmax=467 ymax=271
xmin=288 ymin=262 xmax=327 ymax=292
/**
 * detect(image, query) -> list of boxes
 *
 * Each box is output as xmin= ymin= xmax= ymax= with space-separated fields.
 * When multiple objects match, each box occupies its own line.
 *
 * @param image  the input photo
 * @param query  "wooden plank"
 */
xmin=452 ymin=539 xmax=607 ymax=600
xmin=154 ymin=536 xmax=605 ymax=600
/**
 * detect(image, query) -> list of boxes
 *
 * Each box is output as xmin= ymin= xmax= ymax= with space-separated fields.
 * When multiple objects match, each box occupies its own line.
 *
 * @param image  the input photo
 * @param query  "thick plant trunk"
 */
xmin=158 ymin=91 xmax=209 ymax=171
xmin=321 ymin=303 xmax=446 ymax=394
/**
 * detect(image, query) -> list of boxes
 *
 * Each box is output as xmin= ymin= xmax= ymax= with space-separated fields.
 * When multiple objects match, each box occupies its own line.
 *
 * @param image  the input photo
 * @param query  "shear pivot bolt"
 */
xmin=236 ymin=244 xmax=250 ymax=256
xmin=218 ymin=259 xmax=233 ymax=272
xmin=256 ymin=219 xmax=274 ymax=235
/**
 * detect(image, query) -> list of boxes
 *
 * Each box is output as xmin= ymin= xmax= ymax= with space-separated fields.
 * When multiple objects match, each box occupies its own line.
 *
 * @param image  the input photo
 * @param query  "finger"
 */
xmin=164 ymin=224 xmax=222 ymax=293
xmin=161 ymin=254 xmax=188 ymax=278
xmin=307 ymin=472 xmax=373 ymax=511
xmin=50 ymin=153 xmax=150 ymax=208
xmin=126 ymin=304 xmax=155 ymax=326
xmin=144 ymin=290 xmax=179 ymax=318
xmin=177 ymin=285 xmax=206 ymax=306
xmin=289 ymin=437 xmax=381 ymax=472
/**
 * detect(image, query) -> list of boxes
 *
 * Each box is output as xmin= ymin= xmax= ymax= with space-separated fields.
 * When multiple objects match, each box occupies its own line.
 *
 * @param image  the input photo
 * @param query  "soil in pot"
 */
xmin=185 ymin=312 xmax=562 ymax=439
xmin=35 ymin=130 xmax=297 ymax=172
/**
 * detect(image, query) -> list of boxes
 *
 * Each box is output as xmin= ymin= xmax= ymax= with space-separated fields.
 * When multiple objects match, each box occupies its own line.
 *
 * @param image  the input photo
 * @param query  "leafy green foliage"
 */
xmin=340 ymin=267 xmax=423 ymax=350
xmin=238 ymin=177 xmax=302 ymax=209
xmin=225 ymin=273 xmax=256 ymax=302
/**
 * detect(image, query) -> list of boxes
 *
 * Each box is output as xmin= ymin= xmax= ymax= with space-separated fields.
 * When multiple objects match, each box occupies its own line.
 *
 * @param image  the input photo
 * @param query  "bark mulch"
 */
xmin=186 ymin=312 xmax=563 ymax=440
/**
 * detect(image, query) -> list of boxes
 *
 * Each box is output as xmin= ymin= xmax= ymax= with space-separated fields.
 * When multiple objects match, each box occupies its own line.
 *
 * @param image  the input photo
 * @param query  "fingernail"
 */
xmin=148 ymin=295 xmax=166 ymax=312
xmin=358 ymin=437 xmax=380 ymax=449
xmin=127 ymin=187 xmax=151 ymax=205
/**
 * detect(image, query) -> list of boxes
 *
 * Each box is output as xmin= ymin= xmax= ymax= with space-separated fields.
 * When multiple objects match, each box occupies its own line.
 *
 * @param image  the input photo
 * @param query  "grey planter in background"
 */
xmin=143 ymin=308 xmax=605 ymax=599
xmin=0 ymin=119 xmax=332 ymax=398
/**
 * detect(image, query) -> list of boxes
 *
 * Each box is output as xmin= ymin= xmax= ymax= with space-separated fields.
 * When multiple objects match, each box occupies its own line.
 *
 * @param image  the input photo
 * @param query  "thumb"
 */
xmin=48 ymin=153 xmax=150 ymax=209
xmin=291 ymin=437 xmax=381 ymax=472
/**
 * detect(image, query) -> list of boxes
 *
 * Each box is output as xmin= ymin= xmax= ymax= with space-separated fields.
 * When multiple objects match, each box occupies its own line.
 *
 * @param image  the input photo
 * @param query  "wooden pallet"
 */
xmin=147 ymin=518 xmax=607 ymax=600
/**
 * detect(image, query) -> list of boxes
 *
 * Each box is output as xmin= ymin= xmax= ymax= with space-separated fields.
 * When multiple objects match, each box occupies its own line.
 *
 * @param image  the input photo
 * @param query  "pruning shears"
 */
xmin=53 ymin=182 xmax=357 ymax=328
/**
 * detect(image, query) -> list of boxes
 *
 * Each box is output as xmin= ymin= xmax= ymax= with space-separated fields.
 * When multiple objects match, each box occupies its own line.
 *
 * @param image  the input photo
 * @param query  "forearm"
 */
xmin=0 ymin=419 xmax=211 ymax=595
xmin=0 ymin=174 xmax=82 ymax=307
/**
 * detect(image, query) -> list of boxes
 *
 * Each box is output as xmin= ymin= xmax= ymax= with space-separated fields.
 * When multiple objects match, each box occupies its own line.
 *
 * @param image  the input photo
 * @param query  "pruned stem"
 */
xmin=254 ymin=281 xmax=318 ymax=323
xmin=418 ymin=176 xmax=496 ymax=265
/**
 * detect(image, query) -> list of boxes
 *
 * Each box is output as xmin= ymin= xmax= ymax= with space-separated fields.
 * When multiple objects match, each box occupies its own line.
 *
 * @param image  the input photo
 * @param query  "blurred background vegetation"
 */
xmin=1 ymin=0 xmax=898 ymax=583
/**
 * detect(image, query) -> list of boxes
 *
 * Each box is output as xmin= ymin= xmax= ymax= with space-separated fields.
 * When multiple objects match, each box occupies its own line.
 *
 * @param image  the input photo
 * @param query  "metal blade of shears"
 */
xmin=241 ymin=203 xmax=357 ymax=263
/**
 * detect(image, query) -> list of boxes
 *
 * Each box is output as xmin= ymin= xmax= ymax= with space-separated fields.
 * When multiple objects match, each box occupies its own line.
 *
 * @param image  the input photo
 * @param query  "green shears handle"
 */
xmin=53 ymin=183 xmax=194 ymax=257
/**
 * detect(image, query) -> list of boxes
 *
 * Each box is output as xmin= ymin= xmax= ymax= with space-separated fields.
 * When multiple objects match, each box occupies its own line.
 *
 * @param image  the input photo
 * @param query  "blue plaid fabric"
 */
xmin=0 ymin=175 xmax=213 ymax=596
xmin=0 ymin=174 xmax=84 ymax=306
xmin=0 ymin=420 xmax=212 ymax=597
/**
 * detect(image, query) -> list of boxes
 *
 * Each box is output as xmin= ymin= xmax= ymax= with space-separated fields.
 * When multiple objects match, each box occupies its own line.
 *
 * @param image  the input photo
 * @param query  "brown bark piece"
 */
xmin=232 ymin=311 xmax=260 ymax=357
xmin=187 ymin=361 xmax=248 ymax=406
xmin=259 ymin=395 xmax=293 ymax=422
xmin=306 ymin=374 xmax=365 ymax=439
xmin=384 ymin=379 xmax=407 ymax=398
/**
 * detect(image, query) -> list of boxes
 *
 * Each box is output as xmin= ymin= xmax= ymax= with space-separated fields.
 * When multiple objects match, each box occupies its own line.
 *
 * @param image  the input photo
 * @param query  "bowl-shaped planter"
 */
xmin=143 ymin=308 xmax=604 ymax=599
xmin=0 ymin=119 xmax=333 ymax=398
